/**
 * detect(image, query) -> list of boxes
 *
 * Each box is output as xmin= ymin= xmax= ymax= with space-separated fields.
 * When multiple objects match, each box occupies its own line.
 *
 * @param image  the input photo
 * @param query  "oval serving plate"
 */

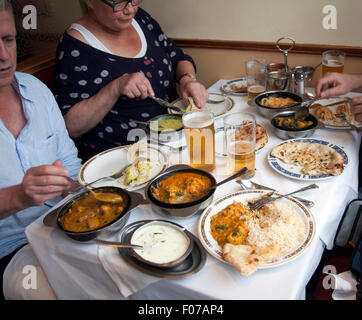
xmin=309 ymin=97 xmax=362 ymax=130
xmin=117 ymin=220 xmax=206 ymax=279
xmin=168 ymin=93 xmax=235 ymax=118
xmin=221 ymin=78 xmax=248 ymax=96
xmin=267 ymin=138 xmax=349 ymax=181
xmin=198 ymin=190 xmax=316 ymax=269
xmin=78 ymin=142 xmax=169 ymax=191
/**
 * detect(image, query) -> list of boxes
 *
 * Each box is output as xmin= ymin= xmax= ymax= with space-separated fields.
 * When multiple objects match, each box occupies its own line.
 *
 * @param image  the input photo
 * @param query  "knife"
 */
xmin=150 ymin=96 xmax=185 ymax=113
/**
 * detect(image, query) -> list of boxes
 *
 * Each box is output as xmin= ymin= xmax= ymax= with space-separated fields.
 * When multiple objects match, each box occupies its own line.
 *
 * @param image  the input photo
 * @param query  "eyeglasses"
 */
xmin=100 ymin=0 xmax=143 ymax=12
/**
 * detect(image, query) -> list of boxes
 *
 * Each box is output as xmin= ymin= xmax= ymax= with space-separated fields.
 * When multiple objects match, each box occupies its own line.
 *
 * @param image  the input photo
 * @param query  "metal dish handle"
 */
xmin=276 ymin=37 xmax=295 ymax=72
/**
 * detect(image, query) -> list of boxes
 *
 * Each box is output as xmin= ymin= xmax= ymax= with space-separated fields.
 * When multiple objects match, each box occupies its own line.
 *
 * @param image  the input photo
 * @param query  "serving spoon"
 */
xmin=94 ymin=239 xmax=143 ymax=249
xmin=201 ymin=167 xmax=249 ymax=195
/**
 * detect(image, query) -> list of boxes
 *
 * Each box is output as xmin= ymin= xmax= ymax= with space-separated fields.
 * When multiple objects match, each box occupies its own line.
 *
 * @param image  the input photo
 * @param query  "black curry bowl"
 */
xmin=254 ymin=91 xmax=303 ymax=118
xmin=43 ymin=186 xmax=148 ymax=242
xmin=271 ymin=110 xmax=319 ymax=140
xmin=145 ymin=164 xmax=217 ymax=218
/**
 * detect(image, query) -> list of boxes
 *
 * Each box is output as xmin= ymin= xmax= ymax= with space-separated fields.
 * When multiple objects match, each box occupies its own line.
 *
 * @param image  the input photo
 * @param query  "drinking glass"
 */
xmin=182 ymin=110 xmax=215 ymax=171
xmin=224 ymin=112 xmax=256 ymax=178
xmin=245 ymin=58 xmax=267 ymax=101
xmin=322 ymin=50 xmax=345 ymax=77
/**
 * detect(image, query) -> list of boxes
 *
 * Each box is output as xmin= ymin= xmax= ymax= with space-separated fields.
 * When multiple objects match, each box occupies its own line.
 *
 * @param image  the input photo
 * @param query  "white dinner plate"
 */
xmin=309 ymin=97 xmax=362 ymax=130
xmin=267 ymin=138 xmax=349 ymax=181
xmin=78 ymin=142 xmax=169 ymax=191
xmin=198 ymin=190 xmax=316 ymax=269
xmin=168 ymin=93 xmax=235 ymax=119
xmin=221 ymin=78 xmax=248 ymax=96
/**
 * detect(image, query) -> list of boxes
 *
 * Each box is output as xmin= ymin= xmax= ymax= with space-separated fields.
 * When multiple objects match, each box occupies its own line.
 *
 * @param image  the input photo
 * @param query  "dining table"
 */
xmin=25 ymin=79 xmax=361 ymax=300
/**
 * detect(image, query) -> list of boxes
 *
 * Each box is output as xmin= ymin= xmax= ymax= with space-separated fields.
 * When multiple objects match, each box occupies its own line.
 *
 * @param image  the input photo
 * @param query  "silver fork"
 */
xmin=248 ymin=183 xmax=319 ymax=211
xmin=236 ymin=180 xmax=314 ymax=208
xmin=69 ymin=163 xmax=131 ymax=195
xmin=336 ymin=114 xmax=362 ymax=134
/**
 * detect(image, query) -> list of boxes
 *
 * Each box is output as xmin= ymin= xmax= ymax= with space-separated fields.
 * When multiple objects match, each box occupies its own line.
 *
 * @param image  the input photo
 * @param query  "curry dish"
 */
xmin=260 ymin=97 xmax=298 ymax=109
xmin=151 ymin=172 xmax=212 ymax=204
xmin=59 ymin=192 xmax=126 ymax=232
xmin=274 ymin=116 xmax=314 ymax=129
xmin=210 ymin=201 xmax=269 ymax=248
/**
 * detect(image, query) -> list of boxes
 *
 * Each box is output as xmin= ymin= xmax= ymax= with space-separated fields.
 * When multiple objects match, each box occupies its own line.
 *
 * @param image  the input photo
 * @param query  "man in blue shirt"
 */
xmin=0 ymin=1 xmax=81 ymax=299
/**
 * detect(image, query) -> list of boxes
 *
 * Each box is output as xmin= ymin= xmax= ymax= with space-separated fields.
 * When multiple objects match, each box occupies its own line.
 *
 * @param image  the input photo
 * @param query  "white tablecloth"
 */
xmin=25 ymin=80 xmax=361 ymax=300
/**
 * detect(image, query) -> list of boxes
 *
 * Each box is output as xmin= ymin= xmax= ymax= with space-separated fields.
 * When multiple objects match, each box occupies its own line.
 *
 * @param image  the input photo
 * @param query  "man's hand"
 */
xmin=17 ymin=160 xmax=75 ymax=207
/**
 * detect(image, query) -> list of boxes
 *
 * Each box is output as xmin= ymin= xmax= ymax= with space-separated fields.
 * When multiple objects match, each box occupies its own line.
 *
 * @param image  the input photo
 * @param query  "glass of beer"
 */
xmin=182 ymin=110 xmax=215 ymax=171
xmin=224 ymin=112 xmax=256 ymax=178
xmin=322 ymin=50 xmax=345 ymax=77
xmin=245 ymin=58 xmax=267 ymax=101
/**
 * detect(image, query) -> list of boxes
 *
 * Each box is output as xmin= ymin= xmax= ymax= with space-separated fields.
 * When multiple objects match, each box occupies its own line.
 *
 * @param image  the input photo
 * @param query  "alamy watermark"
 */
xmin=22 ymin=265 xmax=37 ymax=290
xmin=22 ymin=5 xmax=37 ymax=30
xmin=322 ymin=5 xmax=337 ymax=30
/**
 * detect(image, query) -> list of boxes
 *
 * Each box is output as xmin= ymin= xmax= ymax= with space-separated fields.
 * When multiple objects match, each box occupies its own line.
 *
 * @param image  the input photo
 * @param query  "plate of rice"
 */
xmin=198 ymin=190 xmax=316 ymax=274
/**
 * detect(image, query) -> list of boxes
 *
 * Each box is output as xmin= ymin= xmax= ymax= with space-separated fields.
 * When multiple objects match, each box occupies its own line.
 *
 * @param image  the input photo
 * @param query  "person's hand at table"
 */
xmin=350 ymin=96 xmax=362 ymax=122
xmin=16 ymin=160 xmax=77 ymax=208
xmin=315 ymin=72 xmax=362 ymax=98
xmin=115 ymin=72 xmax=155 ymax=100
xmin=315 ymin=72 xmax=362 ymax=123
xmin=179 ymin=76 xmax=209 ymax=109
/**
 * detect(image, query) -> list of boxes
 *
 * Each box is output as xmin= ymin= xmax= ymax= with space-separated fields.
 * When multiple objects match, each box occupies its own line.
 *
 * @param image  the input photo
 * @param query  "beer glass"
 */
xmin=224 ymin=112 xmax=256 ymax=178
xmin=182 ymin=110 xmax=215 ymax=171
xmin=245 ymin=58 xmax=267 ymax=101
xmin=322 ymin=50 xmax=345 ymax=77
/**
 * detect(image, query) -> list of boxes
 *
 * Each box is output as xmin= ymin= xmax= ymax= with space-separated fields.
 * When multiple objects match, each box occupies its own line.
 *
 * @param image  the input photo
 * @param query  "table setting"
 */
xmin=25 ymin=39 xmax=361 ymax=299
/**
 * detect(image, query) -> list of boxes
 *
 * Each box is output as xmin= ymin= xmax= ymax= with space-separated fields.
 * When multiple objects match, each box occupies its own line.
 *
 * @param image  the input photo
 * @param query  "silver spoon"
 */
xmin=202 ymin=167 xmax=249 ymax=195
xmin=294 ymin=106 xmax=310 ymax=120
xmin=94 ymin=239 xmax=143 ymax=249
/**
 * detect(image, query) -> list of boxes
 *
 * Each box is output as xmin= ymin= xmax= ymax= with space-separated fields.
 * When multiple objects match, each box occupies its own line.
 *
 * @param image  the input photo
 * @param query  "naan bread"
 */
xmin=185 ymin=97 xmax=198 ymax=112
xmin=271 ymin=142 xmax=344 ymax=176
xmin=223 ymin=243 xmax=279 ymax=276
xmin=235 ymin=122 xmax=268 ymax=151
xmin=256 ymin=124 xmax=268 ymax=151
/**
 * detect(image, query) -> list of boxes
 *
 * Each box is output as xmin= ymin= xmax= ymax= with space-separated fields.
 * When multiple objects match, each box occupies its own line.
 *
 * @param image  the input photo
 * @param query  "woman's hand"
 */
xmin=179 ymin=77 xmax=209 ymax=109
xmin=17 ymin=160 xmax=75 ymax=207
xmin=116 ymin=72 xmax=154 ymax=100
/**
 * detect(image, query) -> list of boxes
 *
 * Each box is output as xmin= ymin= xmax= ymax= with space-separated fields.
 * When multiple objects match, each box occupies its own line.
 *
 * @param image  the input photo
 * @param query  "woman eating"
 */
xmin=55 ymin=0 xmax=208 ymax=160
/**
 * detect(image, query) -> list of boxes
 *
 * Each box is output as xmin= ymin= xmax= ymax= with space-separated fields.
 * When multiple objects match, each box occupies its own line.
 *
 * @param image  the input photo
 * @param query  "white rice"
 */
xmin=246 ymin=201 xmax=307 ymax=260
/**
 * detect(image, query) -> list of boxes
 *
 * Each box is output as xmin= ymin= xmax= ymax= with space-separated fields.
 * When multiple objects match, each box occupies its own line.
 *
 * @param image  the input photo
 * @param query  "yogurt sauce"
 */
xmin=131 ymin=223 xmax=190 ymax=264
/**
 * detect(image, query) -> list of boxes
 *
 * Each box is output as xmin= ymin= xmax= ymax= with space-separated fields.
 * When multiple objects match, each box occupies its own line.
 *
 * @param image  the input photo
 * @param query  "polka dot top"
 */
xmin=55 ymin=8 xmax=195 ymax=160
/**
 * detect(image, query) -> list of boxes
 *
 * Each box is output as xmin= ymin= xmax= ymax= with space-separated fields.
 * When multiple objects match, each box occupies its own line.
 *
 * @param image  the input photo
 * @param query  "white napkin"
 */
xmin=97 ymin=236 xmax=160 ymax=298
xmin=331 ymin=271 xmax=358 ymax=300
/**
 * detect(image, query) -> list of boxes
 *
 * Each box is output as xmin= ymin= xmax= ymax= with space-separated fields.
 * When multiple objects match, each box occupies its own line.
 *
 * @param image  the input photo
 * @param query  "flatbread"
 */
xmin=235 ymin=122 xmax=268 ymax=151
xmin=271 ymin=141 xmax=344 ymax=176
xmin=223 ymin=243 xmax=279 ymax=276
xmin=185 ymin=97 xmax=198 ymax=112
xmin=256 ymin=124 xmax=268 ymax=151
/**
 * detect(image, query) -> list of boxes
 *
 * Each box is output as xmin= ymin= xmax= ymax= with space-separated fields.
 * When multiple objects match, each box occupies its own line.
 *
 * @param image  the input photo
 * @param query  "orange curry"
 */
xmin=59 ymin=192 xmax=126 ymax=232
xmin=152 ymin=172 xmax=212 ymax=204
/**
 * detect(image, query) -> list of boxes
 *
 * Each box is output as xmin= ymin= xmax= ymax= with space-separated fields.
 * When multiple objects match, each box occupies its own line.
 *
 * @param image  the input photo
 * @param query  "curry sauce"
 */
xmin=59 ymin=192 xmax=126 ymax=232
xmin=151 ymin=172 xmax=212 ymax=204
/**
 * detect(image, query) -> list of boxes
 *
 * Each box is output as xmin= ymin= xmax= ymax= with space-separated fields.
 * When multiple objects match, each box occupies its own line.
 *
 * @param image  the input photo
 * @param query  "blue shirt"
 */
xmin=0 ymin=72 xmax=81 ymax=258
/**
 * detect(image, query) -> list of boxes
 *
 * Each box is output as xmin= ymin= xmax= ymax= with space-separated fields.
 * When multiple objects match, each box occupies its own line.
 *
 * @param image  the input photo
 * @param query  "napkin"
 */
xmin=331 ymin=271 xmax=358 ymax=300
xmin=97 ymin=236 xmax=160 ymax=298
